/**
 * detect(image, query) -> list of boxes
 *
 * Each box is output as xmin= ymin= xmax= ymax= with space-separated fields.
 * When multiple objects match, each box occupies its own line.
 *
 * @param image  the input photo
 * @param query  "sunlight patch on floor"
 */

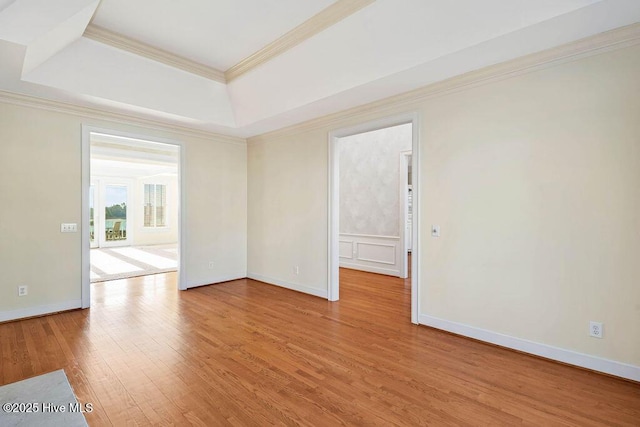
xmin=91 ymin=250 xmax=143 ymax=275
xmin=110 ymin=247 xmax=177 ymax=269
xmin=90 ymin=244 xmax=177 ymax=282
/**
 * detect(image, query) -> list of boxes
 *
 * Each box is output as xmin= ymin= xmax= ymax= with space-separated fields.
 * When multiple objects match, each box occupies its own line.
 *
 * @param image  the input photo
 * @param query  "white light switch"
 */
xmin=431 ymin=225 xmax=440 ymax=237
xmin=61 ymin=223 xmax=78 ymax=233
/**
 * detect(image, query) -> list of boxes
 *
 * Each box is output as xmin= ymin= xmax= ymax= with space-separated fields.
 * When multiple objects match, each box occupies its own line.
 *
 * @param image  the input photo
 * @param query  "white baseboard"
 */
xmin=419 ymin=314 xmax=640 ymax=382
xmin=0 ymin=300 xmax=82 ymax=323
xmin=339 ymin=262 xmax=400 ymax=277
xmin=247 ymin=273 xmax=328 ymax=298
xmin=186 ymin=273 xmax=246 ymax=289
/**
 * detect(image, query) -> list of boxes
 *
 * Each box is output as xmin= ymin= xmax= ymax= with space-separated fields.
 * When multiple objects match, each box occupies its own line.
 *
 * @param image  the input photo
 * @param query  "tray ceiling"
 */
xmin=90 ymin=0 xmax=337 ymax=71
xmin=0 ymin=0 xmax=638 ymax=138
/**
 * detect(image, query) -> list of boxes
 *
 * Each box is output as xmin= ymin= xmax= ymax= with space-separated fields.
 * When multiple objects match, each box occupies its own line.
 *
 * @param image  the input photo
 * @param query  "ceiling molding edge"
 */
xmin=0 ymin=90 xmax=246 ymax=145
xmin=225 ymin=0 xmax=375 ymax=82
xmin=248 ymin=22 xmax=640 ymax=143
xmin=83 ymin=24 xmax=227 ymax=83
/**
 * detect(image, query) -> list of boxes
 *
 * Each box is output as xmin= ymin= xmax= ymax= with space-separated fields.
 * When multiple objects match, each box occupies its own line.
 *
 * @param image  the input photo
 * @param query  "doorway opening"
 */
xmin=328 ymin=114 xmax=419 ymax=323
xmin=82 ymin=128 xmax=185 ymax=308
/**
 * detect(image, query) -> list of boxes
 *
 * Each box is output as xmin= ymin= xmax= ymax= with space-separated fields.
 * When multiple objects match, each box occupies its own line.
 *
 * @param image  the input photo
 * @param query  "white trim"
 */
xmin=248 ymin=273 xmax=328 ymax=299
xmin=225 ymin=0 xmax=374 ymax=81
xmin=339 ymin=234 xmax=403 ymax=276
xmin=0 ymin=90 xmax=245 ymax=145
xmin=419 ymin=314 xmax=640 ymax=382
xmin=186 ymin=273 xmax=247 ymax=289
xmin=81 ymin=127 xmax=90 ymax=308
xmin=339 ymin=232 xmax=400 ymax=240
xmin=0 ymin=300 xmax=82 ymax=323
xmin=410 ymin=116 xmax=420 ymax=324
xmin=339 ymin=263 xmax=400 ymax=277
xmin=82 ymin=126 xmax=187 ymax=301
xmin=178 ymin=139 xmax=187 ymax=291
xmin=328 ymin=113 xmax=420 ymax=322
xmin=399 ymin=149 xmax=412 ymax=279
xmin=328 ymin=131 xmax=340 ymax=301
xmin=355 ymin=242 xmax=396 ymax=265
xmin=84 ymin=25 xmax=226 ymax=83
xmin=339 ymin=239 xmax=354 ymax=259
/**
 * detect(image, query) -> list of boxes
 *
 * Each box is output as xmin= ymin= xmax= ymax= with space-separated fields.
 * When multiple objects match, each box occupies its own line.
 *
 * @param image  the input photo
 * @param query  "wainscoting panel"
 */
xmin=339 ymin=240 xmax=354 ymax=260
xmin=339 ymin=233 xmax=402 ymax=277
xmin=356 ymin=242 xmax=395 ymax=264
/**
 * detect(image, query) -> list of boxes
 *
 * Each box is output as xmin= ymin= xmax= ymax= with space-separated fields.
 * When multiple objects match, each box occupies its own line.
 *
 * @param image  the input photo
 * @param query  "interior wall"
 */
xmin=0 ymin=102 xmax=247 ymax=320
xmin=419 ymin=46 xmax=640 ymax=368
xmin=247 ymin=128 xmax=329 ymax=297
xmin=338 ymin=123 xmax=412 ymax=277
xmin=339 ymin=123 xmax=412 ymax=236
xmin=248 ymin=44 xmax=640 ymax=368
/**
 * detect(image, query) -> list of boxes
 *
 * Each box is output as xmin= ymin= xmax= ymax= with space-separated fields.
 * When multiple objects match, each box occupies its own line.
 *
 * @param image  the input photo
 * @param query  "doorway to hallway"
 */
xmin=328 ymin=113 xmax=420 ymax=323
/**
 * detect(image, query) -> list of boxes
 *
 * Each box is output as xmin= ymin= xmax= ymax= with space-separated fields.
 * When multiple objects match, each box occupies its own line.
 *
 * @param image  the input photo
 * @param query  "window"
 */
xmin=144 ymin=184 xmax=166 ymax=227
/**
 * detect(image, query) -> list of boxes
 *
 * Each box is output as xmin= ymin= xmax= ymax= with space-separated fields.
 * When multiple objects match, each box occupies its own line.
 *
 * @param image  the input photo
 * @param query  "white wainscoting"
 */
xmin=339 ymin=233 xmax=402 ymax=277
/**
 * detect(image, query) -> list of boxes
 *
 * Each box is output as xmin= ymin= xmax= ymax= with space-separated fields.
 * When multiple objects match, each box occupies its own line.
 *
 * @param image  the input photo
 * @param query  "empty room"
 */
xmin=1 ymin=0 xmax=639 ymax=425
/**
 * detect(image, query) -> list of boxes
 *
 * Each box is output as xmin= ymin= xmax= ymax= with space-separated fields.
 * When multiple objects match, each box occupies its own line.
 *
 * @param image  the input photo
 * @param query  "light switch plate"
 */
xmin=431 ymin=225 xmax=440 ymax=237
xmin=61 ymin=223 xmax=78 ymax=233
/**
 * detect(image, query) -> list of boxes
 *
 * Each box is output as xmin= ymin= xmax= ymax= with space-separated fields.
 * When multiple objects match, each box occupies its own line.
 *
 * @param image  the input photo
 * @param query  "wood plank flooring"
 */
xmin=1 ymin=269 xmax=639 ymax=425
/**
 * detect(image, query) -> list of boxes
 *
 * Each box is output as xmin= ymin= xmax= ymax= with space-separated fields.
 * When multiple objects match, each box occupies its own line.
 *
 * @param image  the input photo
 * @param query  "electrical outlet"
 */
xmin=208 ymin=261 xmax=215 ymax=269
xmin=589 ymin=321 xmax=603 ymax=339
xmin=18 ymin=285 xmax=28 ymax=297
xmin=294 ymin=266 xmax=299 ymax=275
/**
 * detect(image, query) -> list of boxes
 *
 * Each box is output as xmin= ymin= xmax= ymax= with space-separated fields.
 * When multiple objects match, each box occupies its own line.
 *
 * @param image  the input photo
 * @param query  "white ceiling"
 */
xmin=91 ymin=132 xmax=179 ymax=178
xmin=91 ymin=158 xmax=177 ymax=179
xmin=0 ymin=0 xmax=639 ymax=138
xmin=91 ymin=0 xmax=337 ymax=70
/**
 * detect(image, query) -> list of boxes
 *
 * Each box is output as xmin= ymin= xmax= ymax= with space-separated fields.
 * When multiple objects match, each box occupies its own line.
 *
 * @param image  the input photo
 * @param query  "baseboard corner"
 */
xmin=247 ymin=273 xmax=328 ymax=299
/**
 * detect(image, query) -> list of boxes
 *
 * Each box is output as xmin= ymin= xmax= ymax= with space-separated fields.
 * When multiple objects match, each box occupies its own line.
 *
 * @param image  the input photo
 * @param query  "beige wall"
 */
xmin=420 ymin=46 xmax=640 ymax=366
xmin=0 ymin=102 xmax=247 ymax=318
xmin=247 ymin=128 xmax=329 ymax=296
xmin=248 ymin=44 xmax=640 ymax=367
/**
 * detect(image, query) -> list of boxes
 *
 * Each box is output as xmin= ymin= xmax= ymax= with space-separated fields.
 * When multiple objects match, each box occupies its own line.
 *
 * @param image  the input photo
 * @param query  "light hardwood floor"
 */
xmin=1 ymin=269 xmax=639 ymax=425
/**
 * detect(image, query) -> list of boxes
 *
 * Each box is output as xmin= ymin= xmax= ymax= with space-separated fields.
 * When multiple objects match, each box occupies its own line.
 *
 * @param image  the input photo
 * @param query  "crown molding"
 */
xmin=4 ymin=23 xmax=639 ymax=146
xmin=225 ymin=0 xmax=375 ymax=82
xmin=83 ymin=24 xmax=226 ymax=83
xmin=249 ymin=23 xmax=640 ymax=143
xmin=0 ymin=90 xmax=246 ymax=145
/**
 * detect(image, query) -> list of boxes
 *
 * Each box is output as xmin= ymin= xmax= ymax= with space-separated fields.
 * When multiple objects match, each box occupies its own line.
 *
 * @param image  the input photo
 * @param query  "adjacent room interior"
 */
xmin=89 ymin=132 xmax=180 ymax=285
xmin=1 ymin=0 xmax=639 ymax=425
xmin=338 ymin=123 xmax=412 ymax=279
xmin=336 ymin=122 xmax=414 ymax=314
